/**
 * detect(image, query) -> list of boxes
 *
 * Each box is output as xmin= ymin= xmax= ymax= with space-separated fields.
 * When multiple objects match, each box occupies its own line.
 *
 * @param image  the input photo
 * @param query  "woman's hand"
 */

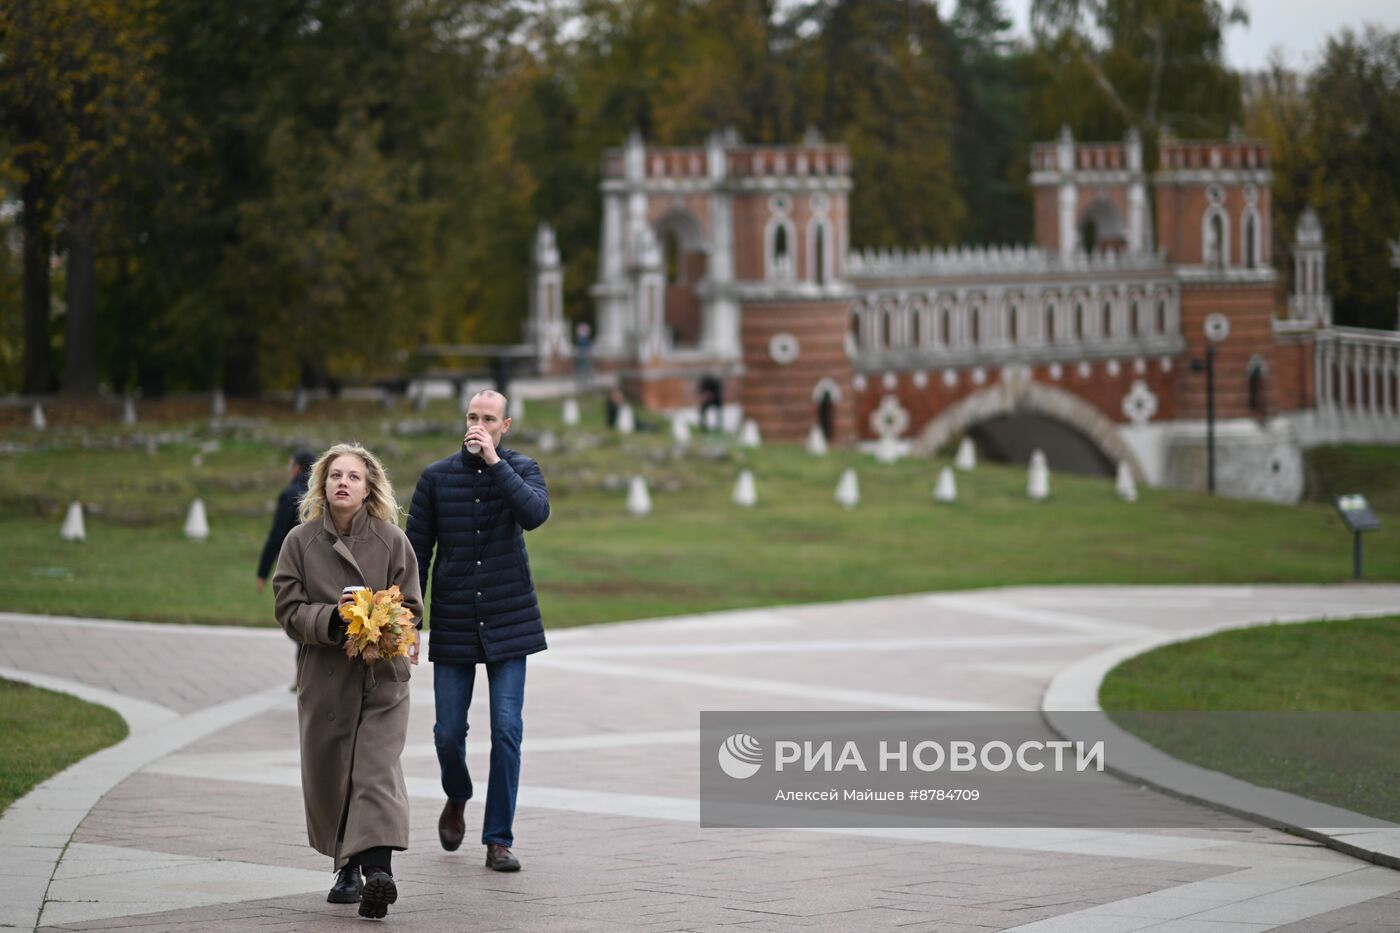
xmin=408 ymin=637 xmax=420 ymax=665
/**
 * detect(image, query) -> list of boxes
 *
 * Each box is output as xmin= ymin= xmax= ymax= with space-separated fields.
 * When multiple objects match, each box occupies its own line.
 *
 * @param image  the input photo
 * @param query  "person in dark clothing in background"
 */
xmin=257 ymin=448 xmax=315 ymax=593
xmin=698 ymin=373 xmax=723 ymax=431
xmin=407 ymin=390 xmax=549 ymax=874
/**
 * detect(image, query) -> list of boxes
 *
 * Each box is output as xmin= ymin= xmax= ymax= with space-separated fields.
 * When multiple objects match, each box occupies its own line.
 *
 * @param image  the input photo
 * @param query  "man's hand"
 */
xmin=256 ymin=577 xmax=266 ymax=594
xmin=465 ymin=425 xmax=501 ymax=466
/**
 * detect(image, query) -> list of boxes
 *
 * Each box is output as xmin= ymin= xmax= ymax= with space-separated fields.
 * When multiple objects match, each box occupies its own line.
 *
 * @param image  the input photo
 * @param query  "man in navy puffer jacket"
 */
xmin=407 ymin=389 xmax=549 ymax=873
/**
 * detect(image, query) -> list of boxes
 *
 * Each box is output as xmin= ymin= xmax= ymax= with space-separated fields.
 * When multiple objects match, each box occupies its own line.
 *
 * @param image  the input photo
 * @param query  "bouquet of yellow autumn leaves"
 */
xmin=338 ymin=585 xmax=417 ymax=664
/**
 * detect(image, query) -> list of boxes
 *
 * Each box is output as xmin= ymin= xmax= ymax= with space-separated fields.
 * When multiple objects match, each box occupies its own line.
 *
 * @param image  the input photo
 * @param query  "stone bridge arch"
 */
xmin=912 ymin=375 xmax=1147 ymax=482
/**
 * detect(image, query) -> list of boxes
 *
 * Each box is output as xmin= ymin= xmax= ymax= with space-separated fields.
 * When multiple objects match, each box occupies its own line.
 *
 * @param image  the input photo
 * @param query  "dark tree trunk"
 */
xmin=62 ymin=201 xmax=99 ymax=395
xmin=21 ymin=170 xmax=52 ymax=395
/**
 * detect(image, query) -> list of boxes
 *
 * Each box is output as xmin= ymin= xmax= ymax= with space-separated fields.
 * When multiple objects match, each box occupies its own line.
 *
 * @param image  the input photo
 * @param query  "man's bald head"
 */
xmin=469 ymin=389 xmax=508 ymax=419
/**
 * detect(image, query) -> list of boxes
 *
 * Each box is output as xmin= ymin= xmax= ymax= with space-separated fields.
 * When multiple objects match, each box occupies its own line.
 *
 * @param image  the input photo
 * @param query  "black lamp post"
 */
xmin=1189 ymin=344 xmax=1217 ymax=494
xmin=1191 ymin=314 xmax=1230 ymax=495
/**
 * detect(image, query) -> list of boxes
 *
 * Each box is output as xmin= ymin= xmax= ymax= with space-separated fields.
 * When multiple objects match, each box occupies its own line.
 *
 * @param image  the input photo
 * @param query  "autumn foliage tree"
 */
xmin=0 ymin=0 xmax=166 ymax=394
xmin=2 ymin=1 xmax=1398 ymax=395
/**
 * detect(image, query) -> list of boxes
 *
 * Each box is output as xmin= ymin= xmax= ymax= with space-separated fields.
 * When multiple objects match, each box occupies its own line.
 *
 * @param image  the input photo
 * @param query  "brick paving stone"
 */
xmin=10 ymin=587 xmax=1400 ymax=932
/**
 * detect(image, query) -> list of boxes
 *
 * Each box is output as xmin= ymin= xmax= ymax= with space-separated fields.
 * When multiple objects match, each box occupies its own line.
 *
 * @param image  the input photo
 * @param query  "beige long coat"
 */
xmin=272 ymin=507 xmax=424 ymax=868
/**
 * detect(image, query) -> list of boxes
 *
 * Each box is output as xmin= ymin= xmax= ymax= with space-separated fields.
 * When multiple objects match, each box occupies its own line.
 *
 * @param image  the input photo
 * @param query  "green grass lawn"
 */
xmin=0 ymin=678 xmax=128 ymax=815
xmin=1100 ymin=617 xmax=1400 ymax=822
xmin=3 ymin=395 xmax=1398 ymax=627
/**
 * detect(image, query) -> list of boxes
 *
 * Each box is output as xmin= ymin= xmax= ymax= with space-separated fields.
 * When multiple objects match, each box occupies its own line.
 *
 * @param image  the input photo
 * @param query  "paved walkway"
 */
xmin=2 ymin=585 xmax=1399 ymax=932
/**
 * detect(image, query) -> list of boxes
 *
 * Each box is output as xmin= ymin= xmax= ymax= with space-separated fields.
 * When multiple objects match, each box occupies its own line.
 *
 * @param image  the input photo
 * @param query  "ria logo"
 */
xmin=718 ymin=733 xmax=763 ymax=779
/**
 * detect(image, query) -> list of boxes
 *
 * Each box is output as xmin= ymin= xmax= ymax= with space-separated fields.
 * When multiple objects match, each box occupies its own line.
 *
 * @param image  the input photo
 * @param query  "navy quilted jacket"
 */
xmin=407 ymin=446 xmax=550 ymax=663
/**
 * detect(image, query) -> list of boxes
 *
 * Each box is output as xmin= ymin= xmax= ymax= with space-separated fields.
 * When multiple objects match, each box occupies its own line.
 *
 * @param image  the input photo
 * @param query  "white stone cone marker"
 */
xmin=954 ymin=437 xmax=977 ymax=471
xmin=934 ymin=466 xmax=957 ymax=503
xmin=562 ymin=397 xmax=580 ymax=427
xmin=122 ymin=397 xmax=138 ymax=426
xmin=834 ymin=468 xmax=860 ymax=509
xmin=513 ymin=395 xmax=525 ymax=421
xmin=625 ymin=476 xmax=651 ymax=516
xmin=211 ymin=389 xmax=227 ymax=418
xmin=805 ymin=425 xmax=828 ymax=456
xmin=671 ymin=417 xmax=691 ymax=446
xmin=32 ymin=403 xmax=46 ymax=430
xmin=184 ymin=498 xmax=210 ymax=540
xmin=61 ymin=502 xmax=86 ymax=542
xmin=615 ymin=404 xmax=635 ymax=435
xmin=1116 ymin=461 xmax=1138 ymax=502
xmin=732 ymin=469 xmax=757 ymax=507
xmin=739 ymin=419 xmax=761 ymax=448
xmin=1028 ymin=450 xmax=1050 ymax=501
xmin=293 ymin=388 xmax=308 ymax=414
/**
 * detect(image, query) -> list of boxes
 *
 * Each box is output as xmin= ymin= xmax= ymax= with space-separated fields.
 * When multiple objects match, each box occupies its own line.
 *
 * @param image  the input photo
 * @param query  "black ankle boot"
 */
xmin=327 ymin=864 xmax=363 ymax=904
xmin=358 ymin=868 xmax=398 ymax=919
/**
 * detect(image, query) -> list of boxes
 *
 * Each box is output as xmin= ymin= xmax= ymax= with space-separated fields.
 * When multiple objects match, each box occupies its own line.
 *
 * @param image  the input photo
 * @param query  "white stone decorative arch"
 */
xmin=765 ymin=213 xmax=797 ymax=282
xmin=807 ymin=215 xmax=833 ymax=285
xmin=653 ymin=208 xmax=706 ymax=253
xmin=1202 ymin=204 xmax=1231 ymax=268
xmin=812 ymin=377 xmax=844 ymax=404
xmin=912 ymin=379 xmax=1147 ymax=482
xmin=1239 ymin=206 xmax=1262 ymax=269
xmin=652 ymin=210 xmax=708 ymax=297
xmin=1078 ymin=196 xmax=1126 ymax=251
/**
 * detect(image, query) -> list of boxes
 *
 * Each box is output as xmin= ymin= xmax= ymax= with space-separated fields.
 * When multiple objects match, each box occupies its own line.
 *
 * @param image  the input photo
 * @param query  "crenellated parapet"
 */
xmin=1156 ymin=139 xmax=1269 ymax=175
xmin=846 ymin=244 xmax=1169 ymax=279
xmin=601 ymin=140 xmax=853 ymax=186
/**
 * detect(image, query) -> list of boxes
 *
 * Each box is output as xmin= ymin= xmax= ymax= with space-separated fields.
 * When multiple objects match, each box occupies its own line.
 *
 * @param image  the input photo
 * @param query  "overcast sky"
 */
xmin=983 ymin=1 xmax=1400 ymax=71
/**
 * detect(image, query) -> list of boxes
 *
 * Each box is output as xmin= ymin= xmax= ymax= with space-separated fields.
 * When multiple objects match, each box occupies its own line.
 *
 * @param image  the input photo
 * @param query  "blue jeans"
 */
xmin=432 ymin=657 xmax=526 ymax=847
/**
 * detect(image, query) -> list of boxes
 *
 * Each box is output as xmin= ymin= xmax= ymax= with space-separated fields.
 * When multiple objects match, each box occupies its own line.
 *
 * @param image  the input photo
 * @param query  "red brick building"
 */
xmin=528 ymin=128 xmax=1399 ymax=502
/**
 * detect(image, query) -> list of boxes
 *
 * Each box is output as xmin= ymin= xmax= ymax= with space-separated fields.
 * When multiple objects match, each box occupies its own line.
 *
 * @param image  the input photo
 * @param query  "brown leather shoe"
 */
xmin=485 ymin=843 xmax=520 ymax=872
xmin=438 ymin=799 xmax=466 ymax=852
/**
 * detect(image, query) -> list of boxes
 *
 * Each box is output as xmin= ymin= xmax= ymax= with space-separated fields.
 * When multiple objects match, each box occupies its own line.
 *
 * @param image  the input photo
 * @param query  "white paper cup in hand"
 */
xmin=341 ymin=585 xmax=369 ymax=604
xmin=466 ymin=442 xmax=482 ymax=455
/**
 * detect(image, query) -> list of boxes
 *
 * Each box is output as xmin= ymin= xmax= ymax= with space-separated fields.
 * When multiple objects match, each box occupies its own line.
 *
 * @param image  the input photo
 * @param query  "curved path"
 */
xmin=2 ymin=585 xmax=1398 ymax=932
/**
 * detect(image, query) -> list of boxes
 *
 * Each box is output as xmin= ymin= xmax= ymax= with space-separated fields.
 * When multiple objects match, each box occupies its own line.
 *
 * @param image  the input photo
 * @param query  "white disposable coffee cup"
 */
xmin=342 ymin=585 xmax=369 ymax=600
xmin=466 ymin=442 xmax=482 ymax=455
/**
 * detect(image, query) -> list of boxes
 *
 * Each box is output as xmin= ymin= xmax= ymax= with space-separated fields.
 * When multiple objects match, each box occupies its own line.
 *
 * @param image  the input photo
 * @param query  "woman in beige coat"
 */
xmin=273 ymin=443 xmax=423 ymax=920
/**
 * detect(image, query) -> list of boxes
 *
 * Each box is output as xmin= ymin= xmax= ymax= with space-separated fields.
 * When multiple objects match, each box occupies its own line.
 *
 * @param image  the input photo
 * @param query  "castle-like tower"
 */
xmin=578 ymin=130 xmax=859 ymax=439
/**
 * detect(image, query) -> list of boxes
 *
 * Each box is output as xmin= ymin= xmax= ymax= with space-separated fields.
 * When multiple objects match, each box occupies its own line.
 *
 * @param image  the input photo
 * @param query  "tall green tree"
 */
xmin=1029 ymin=0 xmax=1245 ymax=143
xmin=136 ymin=0 xmax=476 ymax=393
xmin=1252 ymin=28 xmax=1400 ymax=330
xmin=949 ymin=0 xmax=1033 ymax=244
xmin=0 ymin=0 xmax=167 ymax=395
xmin=799 ymin=0 xmax=966 ymax=247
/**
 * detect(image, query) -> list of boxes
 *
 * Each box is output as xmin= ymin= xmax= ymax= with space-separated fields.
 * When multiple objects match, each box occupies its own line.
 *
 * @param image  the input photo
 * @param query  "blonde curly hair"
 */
xmin=299 ymin=443 xmax=400 ymax=524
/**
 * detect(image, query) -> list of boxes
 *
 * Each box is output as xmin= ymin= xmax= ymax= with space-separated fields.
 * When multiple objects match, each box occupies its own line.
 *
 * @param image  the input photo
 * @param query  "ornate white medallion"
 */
xmin=870 ymin=394 xmax=911 ymax=438
xmin=768 ymin=332 xmax=800 ymax=365
xmin=1121 ymin=379 xmax=1159 ymax=426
